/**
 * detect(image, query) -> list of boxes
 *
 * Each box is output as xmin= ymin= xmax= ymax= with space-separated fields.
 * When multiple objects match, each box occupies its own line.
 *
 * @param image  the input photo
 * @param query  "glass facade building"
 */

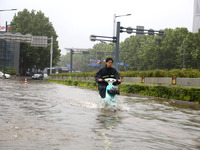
xmin=0 ymin=32 xmax=20 ymax=74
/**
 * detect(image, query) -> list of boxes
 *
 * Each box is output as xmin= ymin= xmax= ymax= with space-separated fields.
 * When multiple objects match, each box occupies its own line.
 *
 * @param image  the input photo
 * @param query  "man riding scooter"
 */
xmin=95 ymin=57 xmax=121 ymax=98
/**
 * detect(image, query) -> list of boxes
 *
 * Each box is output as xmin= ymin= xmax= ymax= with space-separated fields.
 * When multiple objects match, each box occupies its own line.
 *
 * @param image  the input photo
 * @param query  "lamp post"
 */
xmin=113 ymin=14 xmax=131 ymax=37
xmin=113 ymin=14 xmax=131 ymax=70
xmin=0 ymin=9 xmax=17 ymax=78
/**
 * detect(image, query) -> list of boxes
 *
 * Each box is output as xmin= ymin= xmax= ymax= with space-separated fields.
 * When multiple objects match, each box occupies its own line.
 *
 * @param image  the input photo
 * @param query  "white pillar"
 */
xmin=193 ymin=0 xmax=200 ymax=33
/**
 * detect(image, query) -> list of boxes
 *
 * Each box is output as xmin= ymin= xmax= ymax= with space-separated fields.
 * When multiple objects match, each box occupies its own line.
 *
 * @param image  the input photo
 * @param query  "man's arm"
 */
xmin=95 ymin=69 xmax=103 ymax=83
xmin=113 ymin=68 xmax=121 ymax=83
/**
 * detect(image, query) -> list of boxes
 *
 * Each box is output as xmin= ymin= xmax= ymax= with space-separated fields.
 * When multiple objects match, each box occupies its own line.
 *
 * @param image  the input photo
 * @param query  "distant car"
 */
xmin=43 ymin=73 xmax=48 ymax=79
xmin=0 ymin=71 xmax=11 ymax=79
xmin=25 ymin=71 xmax=32 ymax=76
xmin=32 ymin=73 xmax=43 ymax=80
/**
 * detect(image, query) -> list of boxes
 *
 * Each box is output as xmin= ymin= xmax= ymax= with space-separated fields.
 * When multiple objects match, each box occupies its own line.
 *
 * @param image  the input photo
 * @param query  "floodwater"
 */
xmin=0 ymin=79 xmax=200 ymax=150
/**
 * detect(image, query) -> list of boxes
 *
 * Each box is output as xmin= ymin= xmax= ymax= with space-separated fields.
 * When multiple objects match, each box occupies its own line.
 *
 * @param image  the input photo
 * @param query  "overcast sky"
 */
xmin=0 ymin=0 xmax=194 ymax=55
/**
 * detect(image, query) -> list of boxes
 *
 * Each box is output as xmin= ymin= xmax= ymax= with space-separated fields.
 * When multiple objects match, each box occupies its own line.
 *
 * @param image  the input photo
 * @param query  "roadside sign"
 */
xmin=67 ymin=64 xmax=74 ymax=68
xmin=90 ymin=59 xmax=100 ymax=62
xmin=90 ymin=59 xmax=100 ymax=66
xmin=118 ymin=62 xmax=124 ymax=66
xmin=31 ymin=36 xmax=48 ymax=47
xmin=3 ymin=32 xmax=51 ymax=47
xmin=4 ymin=32 xmax=32 ymax=43
xmin=90 ymin=64 xmax=100 ymax=66
xmin=136 ymin=26 xmax=144 ymax=37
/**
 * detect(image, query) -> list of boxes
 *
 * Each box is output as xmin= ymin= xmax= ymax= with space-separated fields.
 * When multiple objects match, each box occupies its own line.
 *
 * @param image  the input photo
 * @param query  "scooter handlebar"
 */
xmin=103 ymin=78 xmax=121 ymax=85
xmin=99 ymin=78 xmax=121 ymax=84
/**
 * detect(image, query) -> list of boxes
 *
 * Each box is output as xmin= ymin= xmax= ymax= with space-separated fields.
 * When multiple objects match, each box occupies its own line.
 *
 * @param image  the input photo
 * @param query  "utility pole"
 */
xmin=3 ymin=21 xmax=8 ymax=78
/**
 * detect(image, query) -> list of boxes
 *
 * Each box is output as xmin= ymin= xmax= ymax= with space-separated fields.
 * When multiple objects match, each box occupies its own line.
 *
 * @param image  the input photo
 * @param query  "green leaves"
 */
xmin=119 ymin=27 xmax=197 ymax=71
xmin=10 ymin=9 xmax=60 ymax=74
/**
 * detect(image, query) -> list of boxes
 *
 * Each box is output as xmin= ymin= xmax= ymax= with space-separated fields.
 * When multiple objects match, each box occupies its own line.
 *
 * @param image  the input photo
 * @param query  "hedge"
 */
xmin=120 ymin=83 xmax=200 ymax=103
xmin=47 ymin=78 xmax=200 ymax=103
xmin=47 ymin=78 xmax=98 ymax=89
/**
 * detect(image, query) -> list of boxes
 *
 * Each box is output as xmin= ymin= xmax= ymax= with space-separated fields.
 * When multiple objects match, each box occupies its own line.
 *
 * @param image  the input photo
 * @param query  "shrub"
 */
xmin=119 ymin=83 xmax=200 ymax=103
xmin=6 ymin=67 xmax=16 ymax=75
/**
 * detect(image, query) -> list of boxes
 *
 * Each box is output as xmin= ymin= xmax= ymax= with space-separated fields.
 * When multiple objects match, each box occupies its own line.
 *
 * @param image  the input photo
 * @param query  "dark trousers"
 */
xmin=98 ymin=84 xmax=107 ymax=98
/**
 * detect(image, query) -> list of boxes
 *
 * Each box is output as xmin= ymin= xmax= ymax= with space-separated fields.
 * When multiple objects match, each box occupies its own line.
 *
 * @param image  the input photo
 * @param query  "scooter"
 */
xmin=99 ymin=78 xmax=120 ymax=112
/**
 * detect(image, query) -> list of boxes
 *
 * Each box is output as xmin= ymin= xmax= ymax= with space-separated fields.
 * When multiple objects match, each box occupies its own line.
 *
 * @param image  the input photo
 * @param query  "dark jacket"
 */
xmin=95 ymin=66 xmax=120 ymax=88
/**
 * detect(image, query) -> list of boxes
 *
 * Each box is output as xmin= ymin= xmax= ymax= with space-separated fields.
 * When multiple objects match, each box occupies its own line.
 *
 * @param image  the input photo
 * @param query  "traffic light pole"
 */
xmin=90 ymin=22 xmax=164 ymax=71
xmin=115 ymin=22 xmax=120 ymax=71
xmin=70 ymin=49 xmax=74 ymax=73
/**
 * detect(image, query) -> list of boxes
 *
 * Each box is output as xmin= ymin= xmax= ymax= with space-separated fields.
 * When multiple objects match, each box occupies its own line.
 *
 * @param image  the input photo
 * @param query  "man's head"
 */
xmin=105 ymin=57 xmax=113 ymax=68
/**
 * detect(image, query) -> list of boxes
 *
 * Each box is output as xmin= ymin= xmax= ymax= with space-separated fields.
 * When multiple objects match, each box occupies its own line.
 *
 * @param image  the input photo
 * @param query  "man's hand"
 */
xmin=98 ymin=78 xmax=103 ymax=82
xmin=117 ymin=79 xmax=121 ymax=85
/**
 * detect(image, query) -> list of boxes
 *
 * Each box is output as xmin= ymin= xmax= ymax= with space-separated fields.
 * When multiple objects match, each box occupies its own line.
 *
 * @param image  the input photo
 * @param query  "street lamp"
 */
xmin=113 ymin=14 xmax=131 ymax=37
xmin=0 ymin=9 xmax=17 ymax=78
xmin=0 ymin=9 xmax=17 ymax=12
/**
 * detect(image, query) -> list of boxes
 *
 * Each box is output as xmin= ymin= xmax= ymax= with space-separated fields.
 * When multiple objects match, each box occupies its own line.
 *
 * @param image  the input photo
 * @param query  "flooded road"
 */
xmin=0 ymin=79 xmax=200 ymax=150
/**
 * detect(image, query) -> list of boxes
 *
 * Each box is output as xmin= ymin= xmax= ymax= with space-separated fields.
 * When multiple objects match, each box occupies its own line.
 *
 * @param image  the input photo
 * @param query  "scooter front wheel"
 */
xmin=112 ymin=105 xmax=117 ymax=112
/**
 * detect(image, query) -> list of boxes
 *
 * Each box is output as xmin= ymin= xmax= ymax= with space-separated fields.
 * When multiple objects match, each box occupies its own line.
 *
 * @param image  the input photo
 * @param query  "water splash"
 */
xmin=97 ymin=96 xmax=130 ymax=112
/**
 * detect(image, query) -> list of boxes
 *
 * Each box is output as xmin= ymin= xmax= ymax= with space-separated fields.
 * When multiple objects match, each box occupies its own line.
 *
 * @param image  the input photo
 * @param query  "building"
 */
xmin=193 ymin=0 xmax=200 ymax=33
xmin=0 ymin=31 xmax=20 ymax=75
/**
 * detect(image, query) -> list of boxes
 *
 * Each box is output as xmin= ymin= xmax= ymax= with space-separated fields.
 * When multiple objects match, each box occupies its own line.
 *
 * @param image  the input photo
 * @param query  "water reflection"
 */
xmin=95 ymin=110 xmax=121 ymax=150
xmin=97 ymin=110 xmax=120 ymax=129
xmin=0 ymin=79 xmax=200 ymax=150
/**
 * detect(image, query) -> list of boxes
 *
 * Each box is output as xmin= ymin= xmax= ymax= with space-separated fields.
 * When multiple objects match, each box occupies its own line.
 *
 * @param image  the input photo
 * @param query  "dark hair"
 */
xmin=106 ymin=57 xmax=114 ymax=62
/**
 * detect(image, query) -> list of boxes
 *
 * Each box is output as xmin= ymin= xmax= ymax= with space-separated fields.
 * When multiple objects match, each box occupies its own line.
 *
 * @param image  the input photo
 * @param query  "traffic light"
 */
xmin=148 ymin=29 xmax=154 ymax=35
xmin=70 ymin=49 xmax=74 ymax=55
xmin=158 ymin=30 xmax=165 ymax=36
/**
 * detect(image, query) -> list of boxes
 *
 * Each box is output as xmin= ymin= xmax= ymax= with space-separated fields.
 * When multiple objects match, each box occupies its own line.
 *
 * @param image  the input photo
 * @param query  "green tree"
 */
xmin=119 ymin=27 xmax=189 ymax=71
xmin=183 ymin=30 xmax=200 ymax=69
xmin=161 ymin=28 xmax=189 ymax=70
xmin=139 ymin=35 xmax=157 ymax=70
xmin=10 ymin=9 xmax=60 ymax=74
xmin=120 ymin=36 xmax=141 ymax=70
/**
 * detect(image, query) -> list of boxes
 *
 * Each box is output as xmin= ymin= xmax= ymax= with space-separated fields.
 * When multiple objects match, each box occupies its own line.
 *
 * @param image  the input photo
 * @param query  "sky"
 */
xmin=0 ymin=0 xmax=194 ymax=55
